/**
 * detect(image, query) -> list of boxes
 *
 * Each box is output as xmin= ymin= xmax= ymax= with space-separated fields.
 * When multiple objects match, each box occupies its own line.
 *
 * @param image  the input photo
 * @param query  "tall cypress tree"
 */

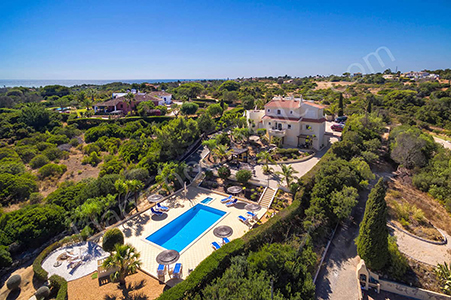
xmin=366 ymin=97 xmax=372 ymax=113
xmin=356 ymin=178 xmax=389 ymax=270
xmin=338 ymin=93 xmax=344 ymax=117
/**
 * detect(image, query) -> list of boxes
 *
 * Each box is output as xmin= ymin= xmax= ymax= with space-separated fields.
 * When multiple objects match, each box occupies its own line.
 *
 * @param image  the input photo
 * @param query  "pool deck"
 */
xmin=121 ymin=186 xmax=266 ymax=282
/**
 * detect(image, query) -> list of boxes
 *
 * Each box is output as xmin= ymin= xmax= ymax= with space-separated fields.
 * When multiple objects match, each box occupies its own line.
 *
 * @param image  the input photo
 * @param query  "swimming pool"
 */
xmin=146 ymin=204 xmax=226 ymax=253
xmin=201 ymin=197 xmax=213 ymax=204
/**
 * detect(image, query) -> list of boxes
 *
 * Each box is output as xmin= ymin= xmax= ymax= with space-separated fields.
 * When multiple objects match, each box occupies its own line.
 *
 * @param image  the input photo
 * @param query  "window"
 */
xmin=288 ymin=125 xmax=291 ymax=129
xmin=267 ymin=109 xmax=270 ymax=112
xmin=277 ymin=110 xmax=281 ymax=114
xmin=268 ymin=122 xmax=271 ymax=125
xmin=306 ymin=125 xmax=312 ymax=130
xmin=290 ymin=111 xmax=293 ymax=114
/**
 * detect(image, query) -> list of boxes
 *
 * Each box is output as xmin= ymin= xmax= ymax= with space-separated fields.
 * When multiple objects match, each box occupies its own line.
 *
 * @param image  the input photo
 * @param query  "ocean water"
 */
xmin=0 ymin=79 xmax=205 ymax=88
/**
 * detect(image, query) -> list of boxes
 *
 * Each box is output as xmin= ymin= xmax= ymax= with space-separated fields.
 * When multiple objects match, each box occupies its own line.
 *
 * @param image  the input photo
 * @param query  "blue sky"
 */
xmin=0 ymin=0 xmax=450 ymax=79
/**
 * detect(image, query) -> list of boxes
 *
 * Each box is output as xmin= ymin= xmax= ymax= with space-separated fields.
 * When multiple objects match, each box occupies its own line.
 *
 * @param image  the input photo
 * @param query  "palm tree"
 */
xmin=125 ymin=92 xmax=135 ymax=115
xmin=115 ymin=179 xmax=128 ymax=217
xmin=102 ymin=244 xmax=142 ymax=286
xmin=202 ymin=139 xmax=218 ymax=162
xmin=276 ymin=164 xmax=299 ymax=187
xmin=212 ymin=144 xmax=232 ymax=162
xmin=257 ymin=151 xmax=275 ymax=174
xmin=171 ymin=103 xmax=181 ymax=118
xmin=127 ymin=180 xmax=143 ymax=205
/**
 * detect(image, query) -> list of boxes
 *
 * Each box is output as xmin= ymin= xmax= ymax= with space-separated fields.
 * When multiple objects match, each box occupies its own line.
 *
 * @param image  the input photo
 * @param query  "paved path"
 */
xmin=433 ymin=136 xmax=451 ymax=150
xmin=390 ymin=225 xmax=451 ymax=266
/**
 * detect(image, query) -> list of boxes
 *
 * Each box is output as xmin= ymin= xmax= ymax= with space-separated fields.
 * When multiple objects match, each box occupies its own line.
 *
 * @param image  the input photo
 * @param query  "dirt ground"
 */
xmin=0 ymin=264 xmax=42 ymax=300
xmin=68 ymin=270 xmax=165 ymax=300
xmin=313 ymin=81 xmax=355 ymax=90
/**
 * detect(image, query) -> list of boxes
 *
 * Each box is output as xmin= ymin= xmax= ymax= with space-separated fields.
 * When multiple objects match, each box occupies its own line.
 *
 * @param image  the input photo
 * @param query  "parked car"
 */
xmin=331 ymin=124 xmax=345 ymax=132
xmin=335 ymin=116 xmax=347 ymax=123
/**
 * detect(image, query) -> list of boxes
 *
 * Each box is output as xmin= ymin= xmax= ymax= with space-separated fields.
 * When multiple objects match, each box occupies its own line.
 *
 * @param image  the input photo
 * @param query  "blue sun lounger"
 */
xmin=211 ymin=241 xmax=221 ymax=250
xmin=238 ymin=215 xmax=250 ymax=225
xmin=226 ymin=199 xmax=238 ymax=207
xmin=246 ymin=211 xmax=258 ymax=220
xmin=151 ymin=207 xmax=163 ymax=216
xmin=220 ymin=195 xmax=232 ymax=203
xmin=157 ymin=264 xmax=165 ymax=277
xmin=172 ymin=263 xmax=182 ymax=279
xmin=156 ymin=203 xmax=169 ymax=211
xmin=223 ymin=237 xmax=230 ymax=244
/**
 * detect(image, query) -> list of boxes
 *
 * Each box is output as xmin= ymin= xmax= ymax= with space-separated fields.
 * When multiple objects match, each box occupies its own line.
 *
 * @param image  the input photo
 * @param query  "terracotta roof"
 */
xmin=95 ymin=94 xmax=161 ymax=107
xmin=262 ymin=115 xmax=301 ymax=122
xmin=302 ymin=101 xmax=325 ymax=109
xmin=265 ymin=99 xmax=300 ymax=109
xmin=301 ymin=117 xmax=326 ymax=123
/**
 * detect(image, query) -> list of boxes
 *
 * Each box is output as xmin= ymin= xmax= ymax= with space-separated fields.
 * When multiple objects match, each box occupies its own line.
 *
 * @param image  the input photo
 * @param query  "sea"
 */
xmin=0 ymin=79 xmax=208 ymax=88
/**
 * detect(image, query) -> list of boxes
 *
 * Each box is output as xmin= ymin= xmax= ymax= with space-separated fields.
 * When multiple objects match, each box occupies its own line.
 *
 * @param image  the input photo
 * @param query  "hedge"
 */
xmin=68 ymin=116 xmax=174 ymax=129
xmin=49 ymin=274 xmax=68 ymax=300
xmin=194 ymin=98 xmax=217 ymax=103
xmin=276 ymin=148 xmax=300 ymax=155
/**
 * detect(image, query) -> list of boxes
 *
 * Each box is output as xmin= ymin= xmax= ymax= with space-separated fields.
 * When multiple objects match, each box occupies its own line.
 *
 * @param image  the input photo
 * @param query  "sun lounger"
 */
xmin=226 ymin=199 xmax=238 ymax=207
xmin=172 ymin=263 xmax=182 ymax=279
xmin=156 ymin=203 xmax=169 ymax=212
xmin=246 ymin=211 xmax=258 ymax=221
xmin=211 ymin=241 xmax=221 ymax=250
xmin=238 ymin=215 xmax=250 ymax=225
xmin=223 ymin=237 xmax=230 ymax=244
xmin=157 ymin=264 xmax=166 ymax=277
xmin=220 ymin=195 xmax=232 ymax=203
xmin=151 ymin=207 xmax=163 ymax=216
xmin=68 ymin=259 xmax=82 ymax=268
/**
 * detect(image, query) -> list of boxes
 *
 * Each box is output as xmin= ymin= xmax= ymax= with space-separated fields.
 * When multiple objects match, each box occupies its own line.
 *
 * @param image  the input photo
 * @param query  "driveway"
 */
xmin=433 ymin=136 xmax=451 ymax=150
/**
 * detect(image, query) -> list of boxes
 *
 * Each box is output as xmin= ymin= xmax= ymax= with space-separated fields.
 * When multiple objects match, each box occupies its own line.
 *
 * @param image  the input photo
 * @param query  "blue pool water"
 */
xmin=146 ymin=204 xmax=226 ymax=252
xmin=201 ymin=197 xmax=213 ymax=204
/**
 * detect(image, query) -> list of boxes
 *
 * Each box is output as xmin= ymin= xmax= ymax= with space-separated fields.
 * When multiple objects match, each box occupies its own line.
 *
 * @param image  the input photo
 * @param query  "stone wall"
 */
xmin=379 ymin=279 xmax=451 ymax=300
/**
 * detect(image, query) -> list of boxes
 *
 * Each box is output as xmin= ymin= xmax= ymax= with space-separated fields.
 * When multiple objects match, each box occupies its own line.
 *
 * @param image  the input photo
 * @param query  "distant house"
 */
xmin=246 ymin=96 xmax=327 ymax=150
xmin=150 ymin=91 xmax=172 ymax=104
xmin=401 ymin=71 xmax=439 ymax=80
xmin=382 ymin=74 xmax=394 ymax=80
xmin=93 ymin=94 xmax=164 ymax=115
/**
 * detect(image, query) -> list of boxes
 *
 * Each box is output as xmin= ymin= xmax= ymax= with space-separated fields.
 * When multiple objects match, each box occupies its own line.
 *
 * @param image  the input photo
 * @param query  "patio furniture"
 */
xmin=238 ymin=215 xmax=250 ymax=226
xmin=151 ymin=207 xmax=163 ymax=216
xmin=211 ymin=241 xmax=221 ymax=250
xmin=221 ymin=237 xmax=230 ymax=245
xmin=213 ymin=225 xmax=233 ymax=238
xmin=156 ymin=250 xmax=180 ymax=266
xmin=68 ymin=259 xmax=82 ymax=269
xmin=225 ymin=199 xmax=238 ymax=207
xmin=244 ymin=203 xmax=262 ymax=212
xmin=220 ymin=195 xmax=232 ymax=203
xmin=156 ymin=203 xmax=169 ymax=212
xmin=148 ymin=194 xmax=164 ymax=203
xmin=172 ymin=263 xmax=182 ymax=279
xmin=157 ymin=264 xmax=166 ymax=280
xmin=246 ymin=211 xmax=258 ymax=221
xmin=227 ymin=186 xmax=243 ymax=195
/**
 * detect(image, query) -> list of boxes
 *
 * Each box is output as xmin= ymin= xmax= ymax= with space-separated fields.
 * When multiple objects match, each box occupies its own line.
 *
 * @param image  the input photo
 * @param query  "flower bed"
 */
xmin=270 ymin=148 xmax=313 ymax=162
xmin=199 ymin=176 xmax=264 ymax=202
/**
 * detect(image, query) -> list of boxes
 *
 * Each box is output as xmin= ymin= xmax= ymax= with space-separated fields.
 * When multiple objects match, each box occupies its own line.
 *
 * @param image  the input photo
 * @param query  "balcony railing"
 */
xmin=268 ymin=128 xmax=286 ymax=137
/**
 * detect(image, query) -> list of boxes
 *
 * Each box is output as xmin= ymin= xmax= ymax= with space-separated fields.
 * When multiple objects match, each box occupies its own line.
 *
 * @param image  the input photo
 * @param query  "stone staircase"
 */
xmin=258 ymin=187 xmax=277 ymax=208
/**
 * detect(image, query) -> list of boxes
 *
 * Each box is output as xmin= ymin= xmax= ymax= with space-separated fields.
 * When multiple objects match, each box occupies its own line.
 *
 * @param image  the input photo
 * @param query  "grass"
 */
xmin=91 ymin=272 xmax=98 ymax=280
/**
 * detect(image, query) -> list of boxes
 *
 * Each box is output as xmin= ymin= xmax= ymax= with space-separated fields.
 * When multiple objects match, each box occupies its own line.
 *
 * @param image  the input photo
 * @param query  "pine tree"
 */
xmin=338 ymin=93 xmax=344 ymax=116
xmin=356 ymin=178 xmax=389 ymax=270
xmin=366 ymin=97 xmax=372 ymax=113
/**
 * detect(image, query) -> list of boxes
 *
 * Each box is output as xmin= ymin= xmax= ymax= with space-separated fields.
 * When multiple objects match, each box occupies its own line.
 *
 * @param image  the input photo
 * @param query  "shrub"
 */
xmin=236 ymin=169 xmax=252 ymax=184
xmin=218 ymin=166 xmax=231 ymax=180
xmin=6 ymin=274 xmax=21 ymax=290
xmin=35 ymin=286 xmax=50 ymax=299
xmin=42 ymin=147 xmax=68 ymax=161
xmin=30 ymin=155 xmax=50 ymax=169
xmin=386 ymin=236 xmax=408 ymax=280
xmin=124 ymin=167 xmax=150 ymax=183
xmin=29 ymin=192 xmax=44 ymax=204
xmin=49 ymin=274 xmax=68 ymax=300
xmin=69 ymin=138 xmax=79 ymax=147
xmin=81 ymin=151 xmax=102 ymax=166
xmin=102 ymin=228 xmax=125 ymax=252
xmin=83 ymin=143 xmax=100 ymax=155
xmin=0 ymin=245 xmax=12 ymax=268
xmin=38 ymin=163 xmax=67 ymax=178
xmin=205 ymin=170 xmax=214 ymax=180
xmin=47 ymin=134 xmax=69 ymax=145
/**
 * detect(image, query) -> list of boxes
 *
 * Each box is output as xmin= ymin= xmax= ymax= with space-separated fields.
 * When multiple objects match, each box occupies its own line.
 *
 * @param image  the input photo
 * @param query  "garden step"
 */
xmin=258 ymin=188 xmax=276 ymax=208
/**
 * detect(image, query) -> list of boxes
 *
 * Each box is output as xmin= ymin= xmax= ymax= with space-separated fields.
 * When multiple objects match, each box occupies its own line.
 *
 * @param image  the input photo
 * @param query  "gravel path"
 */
xmin=390 ymin=225 xmax=451 ymax=266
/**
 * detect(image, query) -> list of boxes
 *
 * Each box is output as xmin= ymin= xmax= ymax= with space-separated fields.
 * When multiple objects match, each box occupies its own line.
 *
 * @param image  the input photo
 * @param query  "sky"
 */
xmin=0 ymin=0 xmax=450 ymax=79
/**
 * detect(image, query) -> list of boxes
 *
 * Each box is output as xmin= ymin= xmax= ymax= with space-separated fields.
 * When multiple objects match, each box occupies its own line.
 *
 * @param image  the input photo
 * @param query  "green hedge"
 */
xmin=192 ymin=101 xmax=208 ymax=108
xmin=194 ymin=98 xmax=217 ymax=103
xmin=68 ymin=116 xmax=174 ymax=129
xmin=49 ymin=274 xmax=68 ymax=300
xmin=276 ymin=148 xmax=300 ymax=155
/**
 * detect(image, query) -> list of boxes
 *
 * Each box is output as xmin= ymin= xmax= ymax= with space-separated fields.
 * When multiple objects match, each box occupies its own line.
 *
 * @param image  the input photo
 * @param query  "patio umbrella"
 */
xmin=245 ymin=203 xmax=262 ymax=212
xmin=213 ymin=225 xmax=233 ymax=238
xmin=156 ymin=250 xmax=180 ymax=265
xmin=227 ymin=186 xmax=243 ymax=195
xmin=148 ymin=194 xmax=164 ymax=203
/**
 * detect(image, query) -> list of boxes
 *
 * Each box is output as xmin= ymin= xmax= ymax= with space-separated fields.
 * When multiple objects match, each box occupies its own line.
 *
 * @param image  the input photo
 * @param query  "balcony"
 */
xmin=268 ymin=128 xmax=286 ymax=137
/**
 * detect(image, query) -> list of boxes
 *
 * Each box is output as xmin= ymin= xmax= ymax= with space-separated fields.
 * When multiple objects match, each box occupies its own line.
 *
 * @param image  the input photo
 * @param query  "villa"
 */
xmin=246 ymin=96 xmax=327 ymax=150
xmin=93 ymin=91 xmax=172 ymax=114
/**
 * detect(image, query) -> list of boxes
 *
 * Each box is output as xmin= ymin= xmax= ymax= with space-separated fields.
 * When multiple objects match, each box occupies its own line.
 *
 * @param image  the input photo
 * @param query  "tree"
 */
xmin=102 ymin=228 xmax=125 ymax=252
xmin=115 ymin=179 xmax=129 ymax=216
xmin=218 ymin=166 xmax=231 ymax=180
xmin=276 ymin=164 xmax=298 ymax=187
xmin=356 ymin=178 xmax=389 ymax=270
xmin=218 ymin=80 xmax=240 ymax=92
xmin=212 ymin=144 xmax=232 ymax=162
xmin=338 ymin=93 xmax=344 ymax=117
xmin=19 ymin=103 xmax=59 ymax=132
xmin=257 ymin=151 xmax=275 ymax=175
xmin=241 ymin=95 xmax=255 ymax=110
xmin=331 ymin=186 xmax=358 ymax=221
xmin=181 ymin=102 xmax=199 ymax=115
xmin=366 ymin=94 xmax=373 ymax=113
xmin=102 ymin=244 xmax=142 ymax=286
xmin=124 ymin=93 xmax=135 ymax=114
xmin=236 ymin=169 xmax=252 ymax=184
xmin=75 ymin=197 xmax=103 ymax=230
xmin=206 ymin=103 xmax=223 ymax=117
xmin=127 ymin=179 xmax=143 ymax=205
xmin=197 ymin=112 xmax=215 ymax=133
